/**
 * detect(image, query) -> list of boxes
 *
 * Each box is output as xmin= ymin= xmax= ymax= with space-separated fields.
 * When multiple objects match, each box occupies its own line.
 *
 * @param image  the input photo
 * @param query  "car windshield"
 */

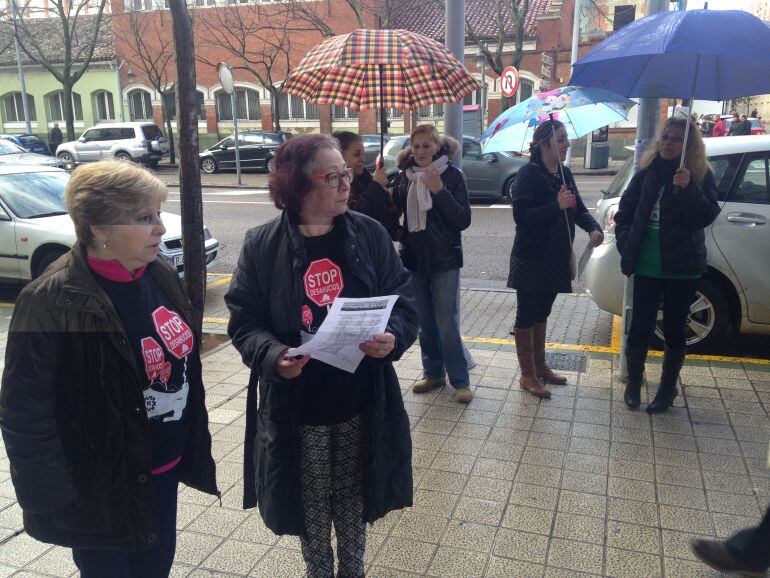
xmin=604 ymin=157 xmax=634 ymax=198
xmin=0 ymin=140 xmax=24 ymax=155
xmin=383 ymin=137 xmax=408 ymax=158
xmin=0 ymin=172 xmax=69 ymax=218
xmin=263 ymin=134 xmax=285 ymax=145
xmin=142 ymin=125 xmax=162 ymax=139
xmin=19 ymin=136 xmax=41 ymax=147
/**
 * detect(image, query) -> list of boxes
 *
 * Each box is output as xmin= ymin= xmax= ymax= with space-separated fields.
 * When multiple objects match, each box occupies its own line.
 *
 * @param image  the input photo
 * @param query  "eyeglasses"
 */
xmin=311 ymin=169 xmax=354 ymax=188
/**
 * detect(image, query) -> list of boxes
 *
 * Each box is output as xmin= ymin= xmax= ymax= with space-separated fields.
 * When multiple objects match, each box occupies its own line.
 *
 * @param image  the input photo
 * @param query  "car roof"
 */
xmin=90 ymin=122 xmax=157 ymax=128
xmin=0 ymin=165 xmax=66 ymax=176
xmin=703 ymin=134 xmax=770 ymax=156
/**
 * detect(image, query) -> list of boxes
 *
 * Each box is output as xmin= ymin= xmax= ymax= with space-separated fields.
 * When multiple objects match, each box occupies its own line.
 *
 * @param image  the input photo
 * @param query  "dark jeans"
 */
xmin=515 ymin=291 xmax=558 ymax=329
xmin=72 ymin=467 xmax=179 ymax=578
xmin=628 ymin=275 xmax=698 ymax=350
xmin=726 ymin=504 xmax=770 ymax=570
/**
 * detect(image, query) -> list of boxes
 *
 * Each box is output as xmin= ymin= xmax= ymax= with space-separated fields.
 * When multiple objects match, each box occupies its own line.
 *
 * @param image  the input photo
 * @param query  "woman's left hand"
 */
xmin=673 ymin=167 xmax=691 ymax=189
xmin=423 ymin=167 xmax=444 ymax=194
xmin=589 ymin=230 xmax=604 ymax=247
xmin=360 ymin=332 xmax=396 ymax=358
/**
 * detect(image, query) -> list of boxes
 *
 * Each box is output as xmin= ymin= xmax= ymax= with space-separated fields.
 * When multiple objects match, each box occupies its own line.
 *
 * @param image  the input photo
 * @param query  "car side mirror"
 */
xmin=220 ymin=144 xmax=228 ymax=150
xmin=484 ymin=153 xmax=498 ymax=163
xmin=0 ymin=207 xmax=11 ymax=221
xmin=78 ymin=136 xmax=86 ymax=143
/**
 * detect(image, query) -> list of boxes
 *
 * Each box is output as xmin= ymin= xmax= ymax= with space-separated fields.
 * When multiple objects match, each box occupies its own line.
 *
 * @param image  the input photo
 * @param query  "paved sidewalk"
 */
xmin=1 ymin=293 xmax=769 ymax=576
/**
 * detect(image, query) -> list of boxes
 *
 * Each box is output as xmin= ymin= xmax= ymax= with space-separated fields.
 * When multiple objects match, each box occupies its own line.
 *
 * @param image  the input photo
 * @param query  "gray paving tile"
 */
xmin=605 ymin=547 xmax=662 ymax=578
xmin=373 ymin=536 xmax=437 ymax=574
xmin=493 ymin=528 xmax=549 ymax=563
xmin=546 ymin=538 xmax=603 ymax=574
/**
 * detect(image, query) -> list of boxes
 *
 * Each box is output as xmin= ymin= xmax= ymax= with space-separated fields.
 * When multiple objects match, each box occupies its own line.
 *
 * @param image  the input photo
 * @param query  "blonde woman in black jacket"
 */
xmin=614 ymin=118 xmax=720 ymax=413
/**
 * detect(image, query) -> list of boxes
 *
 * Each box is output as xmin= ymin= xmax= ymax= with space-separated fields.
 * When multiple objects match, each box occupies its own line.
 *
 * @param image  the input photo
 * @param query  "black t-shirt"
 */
xmin=95 ymin=270 xmax=193 ymax=470
xmin=299 ymin=226 xmax=370 ymax=425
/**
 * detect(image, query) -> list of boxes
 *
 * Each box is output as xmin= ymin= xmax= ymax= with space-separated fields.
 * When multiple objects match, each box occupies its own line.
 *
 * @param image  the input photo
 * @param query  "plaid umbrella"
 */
xmin=283 ymin=29 xmax=482 ymax=154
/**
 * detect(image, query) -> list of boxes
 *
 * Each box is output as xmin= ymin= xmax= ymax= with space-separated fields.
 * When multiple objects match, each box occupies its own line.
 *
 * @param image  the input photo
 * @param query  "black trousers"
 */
xmin=627 ymin=275 xmax=698 ymax=350
xmin=726 ymin=504 xmax=770 ymax=569
xmin=515 ymin=291 xmax=558 ymax=329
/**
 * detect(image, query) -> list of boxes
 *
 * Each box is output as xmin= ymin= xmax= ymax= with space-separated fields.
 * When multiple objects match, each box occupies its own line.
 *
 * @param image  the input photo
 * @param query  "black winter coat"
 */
xmin=0 ymin=246 xmax=218 ymax=550
xmin=508 ymin=161 xmax=601 ymax=293
xmin=225 ymin=210 xmax=418 ymax=536
xmin=393 ymin=139 xmax=471 ymax=273
xmin=349 ymin=168 xmax=402 ymax=241
xmin=614 ymin=161 xmax=720 ymax=277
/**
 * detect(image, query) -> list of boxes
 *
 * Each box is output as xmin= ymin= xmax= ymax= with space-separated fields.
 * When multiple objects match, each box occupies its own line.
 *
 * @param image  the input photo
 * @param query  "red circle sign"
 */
xmin=500 ymin=66 xmax=520 ymax=98
xmin=152 ymin=306 xmax=194 ymax=360
xmin=304 ymin=258 xmax=344 ymax=307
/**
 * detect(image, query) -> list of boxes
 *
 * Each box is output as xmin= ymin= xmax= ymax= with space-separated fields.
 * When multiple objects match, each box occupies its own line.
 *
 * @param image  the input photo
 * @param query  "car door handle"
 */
xmin=726 ymin=213 xmax=767 ymax=226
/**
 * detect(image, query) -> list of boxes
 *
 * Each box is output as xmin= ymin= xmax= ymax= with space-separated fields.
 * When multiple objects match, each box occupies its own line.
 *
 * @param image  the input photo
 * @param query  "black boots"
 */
xmin=623 ymin=346 xmax=648 ymax=409
xmin=646 ymin=347 xmax=686 ymax=414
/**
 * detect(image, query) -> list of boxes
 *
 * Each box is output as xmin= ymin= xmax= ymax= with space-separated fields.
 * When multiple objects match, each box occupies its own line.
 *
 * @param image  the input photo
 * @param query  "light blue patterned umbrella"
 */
xmin=481 ymin=85 xmax=635 ymax=154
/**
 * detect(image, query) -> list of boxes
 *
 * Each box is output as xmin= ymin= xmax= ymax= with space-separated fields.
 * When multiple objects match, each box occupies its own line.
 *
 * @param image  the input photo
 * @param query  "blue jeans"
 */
xmin=412 ymin=269 xmax=469 ymax=389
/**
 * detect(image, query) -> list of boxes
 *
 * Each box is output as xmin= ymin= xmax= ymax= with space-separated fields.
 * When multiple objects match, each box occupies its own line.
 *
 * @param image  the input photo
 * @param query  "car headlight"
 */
xmin=204 ymin=227 xmax=212 ymax=241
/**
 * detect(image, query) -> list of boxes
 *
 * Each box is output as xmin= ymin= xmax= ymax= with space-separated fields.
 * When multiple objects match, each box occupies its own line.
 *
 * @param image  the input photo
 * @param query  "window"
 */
xmin=463 ymin=89 xmax=483 ymax=106
xmin=216 ymin=88 xmax=260 ymax=121
xmin=418 ymin=103 xmax=443 ymax=119
xmin=277 ymin=93 xmax=319 ymax=120
xmin=94 ymin=90 xmax=115 ymax=121
xmin=731 ymin=156 xmax=770 ymax=204
xmin=613 ymin=5 xmax=636 ymax=31
xmin=3 ymin=92 xmax=36 ymax=122
xmin=48 ymin=91 xmax=83 ymax=122
xmin=333 ymin=105 xmax=358 ymax=120
xmin=81 ymin=128 xmax=104 ymax=142
xmin=377 ymin=108 xmax=403 ymax=121
xmin=518 ymin=79 xmax=534 ymax=104
xmin=128 ymin=89 xmax=153 ymax=121
xmin=165 ymin=90 xmax=205 ymax=120
xmin=462 ymin=139 xmax=483 ymax=158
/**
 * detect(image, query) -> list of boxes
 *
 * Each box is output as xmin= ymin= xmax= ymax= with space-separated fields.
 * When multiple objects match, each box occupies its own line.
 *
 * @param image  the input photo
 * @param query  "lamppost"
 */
xmin=10 ymin=0 xmax=31 ymax=134
xmin=218 ymin=63 xmax=241 ymax=186
xmin=114 ymin=59 xmax=127 ymax=122
xmin=475 ymin=48 xmax=487 ymax=136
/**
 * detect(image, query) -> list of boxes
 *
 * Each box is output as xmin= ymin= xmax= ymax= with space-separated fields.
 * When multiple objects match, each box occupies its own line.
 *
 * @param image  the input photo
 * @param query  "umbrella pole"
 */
xmin=549 ymin=113 xmax=567 ymax=183
xmin=679 ymin=91 xmax=695 ymax=169
xmin=379 ymin=63 xmax=386 ymax=158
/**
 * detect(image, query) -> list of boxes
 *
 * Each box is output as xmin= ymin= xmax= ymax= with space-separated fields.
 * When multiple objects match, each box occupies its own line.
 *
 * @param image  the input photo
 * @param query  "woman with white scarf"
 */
xmin=393 ymin=125 xmax=473 ymax=404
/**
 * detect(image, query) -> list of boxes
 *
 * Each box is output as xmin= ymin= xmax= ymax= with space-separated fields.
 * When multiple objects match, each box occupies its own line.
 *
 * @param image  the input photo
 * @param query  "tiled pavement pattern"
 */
xmin=1 ymin=337 xmax=769 ymax=577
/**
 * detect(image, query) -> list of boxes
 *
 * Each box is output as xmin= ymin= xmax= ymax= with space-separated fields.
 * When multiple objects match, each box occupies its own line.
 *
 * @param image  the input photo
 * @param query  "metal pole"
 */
xmin=619 ymin=0 xmax=668 ymax=381
xmin=231 ymin=91 xmax=241 ymax=186
xmin=479 ymin=53 xmax=486 ymax=135
xmin=445 ymin=0 xmax=464 ymax=167
xmin=566 ymin=0 xmax=581 ymax=167
xmin=11 ymin=0 xmax=32 ymax=134
xmin=115 ymin=59 xmax=125 ymax=122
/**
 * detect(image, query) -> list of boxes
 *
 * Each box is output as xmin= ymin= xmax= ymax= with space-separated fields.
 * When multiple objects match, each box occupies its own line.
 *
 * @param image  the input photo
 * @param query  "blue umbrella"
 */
xmin=570 ymin=9 xmax=770 ymax=101
xmin=481 ymin=86 xmax=636 ymax=154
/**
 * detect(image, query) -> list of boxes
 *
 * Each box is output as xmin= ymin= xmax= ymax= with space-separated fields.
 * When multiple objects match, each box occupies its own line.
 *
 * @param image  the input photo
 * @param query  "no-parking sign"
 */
xmin=500 ymin=66 xmax=520 ymax=98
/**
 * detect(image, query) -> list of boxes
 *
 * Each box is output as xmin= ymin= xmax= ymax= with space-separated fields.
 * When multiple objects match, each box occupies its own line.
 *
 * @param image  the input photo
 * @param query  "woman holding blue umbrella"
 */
xmin=508 ymin=119 xmax=604 ymax=399
xmin=613 ymin=118 xmax=720 ymax=413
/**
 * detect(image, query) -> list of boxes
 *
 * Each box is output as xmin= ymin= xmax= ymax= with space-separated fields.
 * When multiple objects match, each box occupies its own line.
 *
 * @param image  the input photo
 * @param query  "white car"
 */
xmin=0 ymin=165 xmax=218 ymax=281
xmin=56 ymin=122 xmax=169 ymax=168
xmin=584 ymin=135 xmax=770 ymax=352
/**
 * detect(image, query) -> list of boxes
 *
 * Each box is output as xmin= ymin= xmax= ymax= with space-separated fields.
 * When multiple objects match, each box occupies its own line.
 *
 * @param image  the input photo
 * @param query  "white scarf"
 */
xmin=405 ymin=155 xmax=449 ymax=233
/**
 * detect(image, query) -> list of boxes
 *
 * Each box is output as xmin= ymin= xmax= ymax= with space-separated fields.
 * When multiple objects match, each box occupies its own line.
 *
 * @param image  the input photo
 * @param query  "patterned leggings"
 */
xmin=299 ymin=415 xmax=366 ymax=578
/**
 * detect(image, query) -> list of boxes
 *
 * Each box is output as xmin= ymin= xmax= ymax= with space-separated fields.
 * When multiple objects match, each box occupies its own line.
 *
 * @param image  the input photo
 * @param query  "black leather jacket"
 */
xmin=225 ymin=210 xmax=418 ymax=535
xmin=0 ymin=246 xmax=218 ymax=550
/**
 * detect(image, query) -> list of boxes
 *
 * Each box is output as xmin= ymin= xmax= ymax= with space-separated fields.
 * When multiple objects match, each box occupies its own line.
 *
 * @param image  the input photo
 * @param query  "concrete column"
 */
xmin=444 ymin=0 xmax=464 ymax=167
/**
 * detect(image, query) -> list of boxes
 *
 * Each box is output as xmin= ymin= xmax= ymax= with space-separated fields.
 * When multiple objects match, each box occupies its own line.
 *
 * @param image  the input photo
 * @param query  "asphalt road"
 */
xmin=164 ymin=175 xmax=614 ymax=289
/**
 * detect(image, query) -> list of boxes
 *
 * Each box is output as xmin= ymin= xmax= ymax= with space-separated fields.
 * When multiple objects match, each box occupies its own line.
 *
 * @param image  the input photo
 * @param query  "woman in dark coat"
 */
xmin=614 ymin=117 xmax=720 ymax=413
xmin=508 ymin=119 xmax=604 ymax=399
xmin=0 ymin=160 xmax=218 ymax=577
xmin=333 ymin=131 xmax=401 ymax=240
xmin=225 ymin=135 xmax=417 ymax=578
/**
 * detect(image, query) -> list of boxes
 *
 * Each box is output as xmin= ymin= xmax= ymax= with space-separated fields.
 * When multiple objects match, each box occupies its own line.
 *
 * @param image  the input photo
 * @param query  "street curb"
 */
xmin=159 ymin=182 xmax=260 ymax=189
xmin=570 ymin=170 xmax=618 ymax=176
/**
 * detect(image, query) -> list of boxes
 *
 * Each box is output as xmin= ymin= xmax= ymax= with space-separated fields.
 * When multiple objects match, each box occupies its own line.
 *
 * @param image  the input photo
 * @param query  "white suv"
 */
xmin=56 ymin=122 xmax=169 ymax=167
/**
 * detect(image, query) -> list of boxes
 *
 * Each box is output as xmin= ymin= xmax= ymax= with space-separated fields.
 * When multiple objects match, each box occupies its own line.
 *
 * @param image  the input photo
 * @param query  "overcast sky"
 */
xmin=687 ymin=0 xmax=750 ymax=10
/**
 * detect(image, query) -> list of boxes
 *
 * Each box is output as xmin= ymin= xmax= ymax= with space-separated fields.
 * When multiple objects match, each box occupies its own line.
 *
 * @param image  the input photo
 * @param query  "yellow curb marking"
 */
xmin=610 ymin=315 xmax=623 ymax=351
xmin=203 ymin=317 xmax=230 ymax=324
xmin=0 ymin=302 xmax=14 ymax=308
xmin=206 ymin=275 xmax=232 ymax=289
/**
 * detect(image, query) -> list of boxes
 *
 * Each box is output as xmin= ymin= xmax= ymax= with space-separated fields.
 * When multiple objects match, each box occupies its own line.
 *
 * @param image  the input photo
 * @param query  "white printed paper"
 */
xmin=287 ymin=295 xmax=399 ymax=373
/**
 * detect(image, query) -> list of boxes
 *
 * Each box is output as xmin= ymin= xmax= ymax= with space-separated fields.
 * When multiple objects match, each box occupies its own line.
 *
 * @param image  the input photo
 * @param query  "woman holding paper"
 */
xmin=225 ymin=134 xmax=417 ymax=578
xmin=508 ymin=119 xmax=603 ymax=399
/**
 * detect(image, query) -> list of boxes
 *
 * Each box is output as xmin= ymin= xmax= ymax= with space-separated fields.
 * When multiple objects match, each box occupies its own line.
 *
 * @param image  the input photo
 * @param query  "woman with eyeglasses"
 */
xmin=226 ymin=135 xmax=417 ymax=578
xmin=614 ymin=117 xmax=719 ymax=413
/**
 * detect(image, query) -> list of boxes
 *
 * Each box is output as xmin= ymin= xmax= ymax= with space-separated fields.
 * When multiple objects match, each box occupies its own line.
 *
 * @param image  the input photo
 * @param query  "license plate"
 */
xmin=172 ymin=253 xmax=183 ymax=267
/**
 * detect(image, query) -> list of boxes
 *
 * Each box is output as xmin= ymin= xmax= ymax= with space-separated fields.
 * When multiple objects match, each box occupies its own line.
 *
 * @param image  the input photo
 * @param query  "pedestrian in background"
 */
xmin=508 ymin=119 xmax=603 ymax=399
xmin=0 ymin=160 xmax=218 ymax=577
xmin=333 ymin=131 xmax=401 ymax=240
xmin=711 ymin=115 xmax=727 ymax=137
xmin=49 ymin=122 xmax=63 ymax=155
xmin=392 ymin=125 xmax=473 ymax=403
xmin=741 ymin=113 xmax=753 ymax=135
xmin=728 ymin=113 xmax=744 ymax=135
xmin=614 ymin=118 xmax=719 ymax=413
xmin=226 ymin=135 xmax=417 ymax=578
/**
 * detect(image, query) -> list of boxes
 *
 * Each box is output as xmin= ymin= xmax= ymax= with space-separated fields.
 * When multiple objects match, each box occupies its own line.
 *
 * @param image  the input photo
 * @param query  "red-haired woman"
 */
xmin=226 ymin=135 xmax=417 ymax=578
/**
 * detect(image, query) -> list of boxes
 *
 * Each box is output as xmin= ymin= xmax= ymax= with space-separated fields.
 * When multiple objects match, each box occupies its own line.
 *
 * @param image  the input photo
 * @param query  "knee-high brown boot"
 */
xmin=533 ymin=322 xmax=567 ymax=385
xmin=514 ymin=327 xmax=551 ymax=399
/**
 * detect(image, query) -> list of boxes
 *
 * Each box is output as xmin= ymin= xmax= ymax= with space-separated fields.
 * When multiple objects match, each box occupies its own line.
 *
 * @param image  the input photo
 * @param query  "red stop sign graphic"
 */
xmin=304 ymin=258 xmax=344 ymax=307
xmin=152 ymin=306 xmax=194 ymax=360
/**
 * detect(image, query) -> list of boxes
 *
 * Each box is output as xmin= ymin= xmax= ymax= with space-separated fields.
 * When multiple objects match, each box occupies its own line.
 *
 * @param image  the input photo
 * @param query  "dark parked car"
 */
xmin=0 ymin=139 xmax=63 ymax=168
xmin=199 ymin=131 xmax=290 ymax=174
xmin=0 ymin=133 xmax=51 ymax=155
xmin=382 ymin=134 xmax=527 ymax=200
xmin=360 ymin=134 xmax=390 ymax=172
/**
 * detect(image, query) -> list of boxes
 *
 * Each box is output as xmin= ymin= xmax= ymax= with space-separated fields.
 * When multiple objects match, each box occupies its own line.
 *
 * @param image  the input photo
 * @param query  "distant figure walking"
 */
xmin=49 ymin=122 xmax=63 ymax=155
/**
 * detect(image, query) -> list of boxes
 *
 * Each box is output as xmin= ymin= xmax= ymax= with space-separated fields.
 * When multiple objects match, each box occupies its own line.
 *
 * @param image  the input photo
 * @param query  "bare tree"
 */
xmin=11 ymin=0 xmax=110 ymax=140
xmin=115 ymin=11 xmax=178 ymax=163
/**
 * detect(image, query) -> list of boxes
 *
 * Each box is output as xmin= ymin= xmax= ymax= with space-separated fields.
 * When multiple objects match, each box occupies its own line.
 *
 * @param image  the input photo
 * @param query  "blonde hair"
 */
xmin=65 ymin=160 xmax=168 ymax=247
xmin=640 ymin=117 xmax=710 ymax=182
xmin=410 ymin=124 xmax=441 ymax=147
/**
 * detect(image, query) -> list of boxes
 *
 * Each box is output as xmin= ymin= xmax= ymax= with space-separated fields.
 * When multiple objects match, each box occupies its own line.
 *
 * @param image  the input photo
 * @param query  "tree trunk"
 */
xmin=169 ymin=0 xmax=205 ymax=333
xmin=162 ymin=101 xmax=176 ymax=165
xmin=62 ymin=79 xmax=76 ymax=142
xmin=271 ymin=89 xmax=282 ymax=132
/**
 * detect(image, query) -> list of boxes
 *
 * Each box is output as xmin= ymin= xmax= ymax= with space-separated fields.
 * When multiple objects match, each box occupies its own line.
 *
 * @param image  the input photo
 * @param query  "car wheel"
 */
xmin=34 ymin=249 xmax=68 ymax=279
xmin=201 ymin=157 xmax=218 ymax=174
xmin=146 ymin=160 xmax=160 ymax=169
xmin=266 ymin=157 xmax=275 ymax=173
xmin=503 ymin=177 xmax=516 ymax=202
xmin=57 ymin=151 xmax=74 ymax=166
xmin=115 ymin=151 xmax=133 ymax=162
xmin=653 ymin=278 xmax=729 ymax=353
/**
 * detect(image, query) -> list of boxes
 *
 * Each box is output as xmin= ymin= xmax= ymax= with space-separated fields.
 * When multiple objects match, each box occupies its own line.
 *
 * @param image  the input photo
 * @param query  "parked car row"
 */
xmin=584 ymin=134 xmax=770 ymax=352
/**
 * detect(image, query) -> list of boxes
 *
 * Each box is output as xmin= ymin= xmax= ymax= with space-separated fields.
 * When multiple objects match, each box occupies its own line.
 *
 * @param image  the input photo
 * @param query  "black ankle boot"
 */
xmin=646 ymin=347 xmax=686 ymax=414
xmin=623 ymin=346 xmax=648 ymax=409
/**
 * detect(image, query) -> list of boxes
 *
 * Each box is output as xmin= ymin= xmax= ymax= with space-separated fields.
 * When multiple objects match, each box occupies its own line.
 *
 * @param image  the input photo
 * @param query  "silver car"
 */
xmin=56 ymin=122 xmax=169 ymax=168
xmin=584 ymin=135 xmax=770 ymax=352
xmin=0 ymin=165 xmax=218 ymax=281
